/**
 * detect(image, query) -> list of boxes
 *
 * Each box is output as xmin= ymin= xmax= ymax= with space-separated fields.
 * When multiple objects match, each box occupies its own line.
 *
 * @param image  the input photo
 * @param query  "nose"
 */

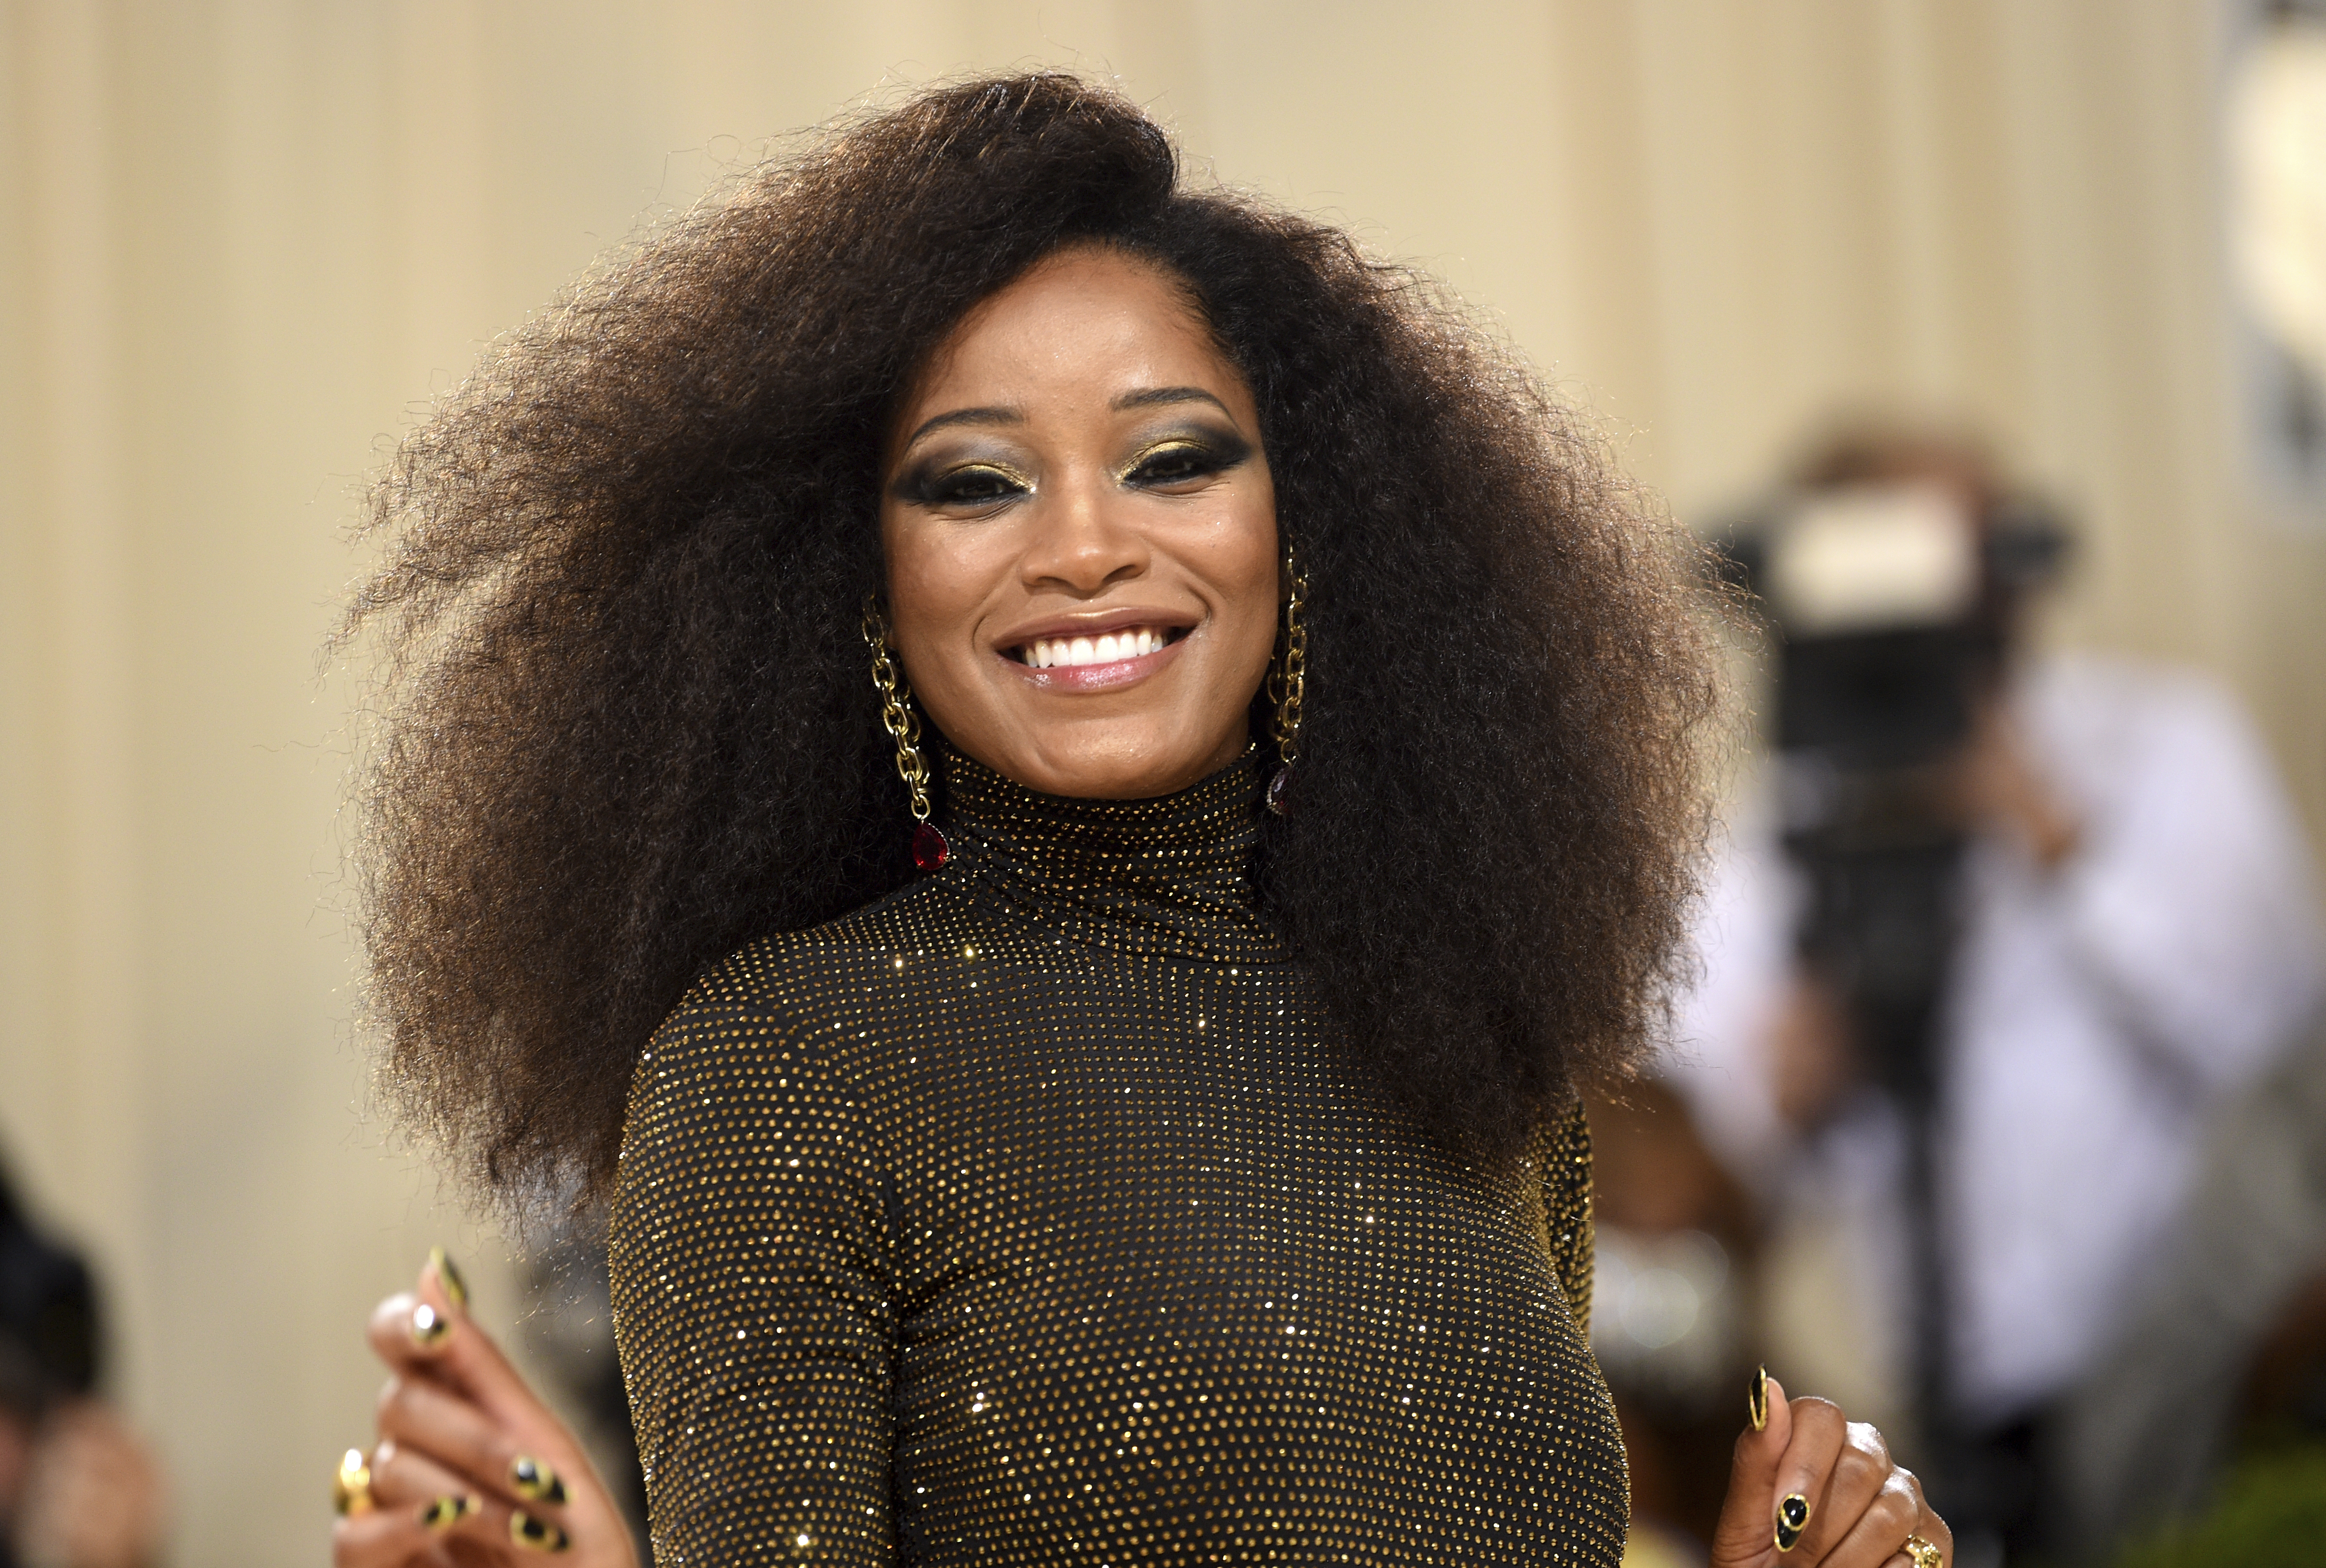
xmin=1018 ymin=464 xmax=1149 ymax=596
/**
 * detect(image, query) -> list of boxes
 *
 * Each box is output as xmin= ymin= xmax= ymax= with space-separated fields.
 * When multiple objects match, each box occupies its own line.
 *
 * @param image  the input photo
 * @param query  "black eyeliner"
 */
xmin=892 ymin=459 xmax=1031 ymax=509
xmin=1123 ymin=426 xmax=1253 ymax=486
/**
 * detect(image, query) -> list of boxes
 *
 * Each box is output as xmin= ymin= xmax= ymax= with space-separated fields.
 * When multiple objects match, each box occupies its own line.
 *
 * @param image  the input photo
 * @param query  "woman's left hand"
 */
xmin=1709 ymin=1371 xmax=1951 ymax=1568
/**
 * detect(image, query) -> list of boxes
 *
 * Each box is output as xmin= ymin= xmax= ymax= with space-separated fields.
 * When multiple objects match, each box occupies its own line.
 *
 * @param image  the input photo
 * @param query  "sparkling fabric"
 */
xmin=609 ymin=749 xmax=1627 ymax=1566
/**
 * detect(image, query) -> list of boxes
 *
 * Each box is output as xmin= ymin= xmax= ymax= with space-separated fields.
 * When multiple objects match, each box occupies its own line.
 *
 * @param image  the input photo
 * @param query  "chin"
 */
xmin=1006 ymin=725 xmax=1241 ymax=802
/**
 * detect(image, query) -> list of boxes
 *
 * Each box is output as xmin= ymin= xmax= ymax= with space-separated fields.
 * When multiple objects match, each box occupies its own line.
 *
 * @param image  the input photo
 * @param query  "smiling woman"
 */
xmin=881 ymin=246 xmax=1280 ymax=801
xmin=334 ymin=72 xmax=1948 ymax=1568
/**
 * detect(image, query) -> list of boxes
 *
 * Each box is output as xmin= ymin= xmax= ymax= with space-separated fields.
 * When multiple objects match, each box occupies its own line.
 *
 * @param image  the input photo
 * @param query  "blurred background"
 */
xmin=4 ymin=2 xmax=2324 ymax=1565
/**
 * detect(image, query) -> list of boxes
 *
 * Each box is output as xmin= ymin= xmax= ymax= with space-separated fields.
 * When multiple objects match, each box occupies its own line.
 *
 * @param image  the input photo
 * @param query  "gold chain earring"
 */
xmin=861 ymin=596 xmax=949 ymax=871
xmin=1264 ymin=544 xmax=1308 ymax=817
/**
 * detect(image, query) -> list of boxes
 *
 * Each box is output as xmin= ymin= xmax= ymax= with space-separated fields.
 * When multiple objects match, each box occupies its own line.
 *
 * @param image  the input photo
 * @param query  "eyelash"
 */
xmin=1125 ymin=439 xmax=1239 ymax=487
xmin=917 ymin=465 xmax=1028 ymax=509
xmin=902 ymin=434 xmax=1250 ymax=511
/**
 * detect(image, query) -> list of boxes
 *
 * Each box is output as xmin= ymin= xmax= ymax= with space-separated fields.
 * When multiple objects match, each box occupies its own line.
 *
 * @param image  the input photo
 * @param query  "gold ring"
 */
xmin=1904 ymin=1535 xmax=1943 ymax=1568
xmin=332 ymin=1448 xmax=376 ymax=1517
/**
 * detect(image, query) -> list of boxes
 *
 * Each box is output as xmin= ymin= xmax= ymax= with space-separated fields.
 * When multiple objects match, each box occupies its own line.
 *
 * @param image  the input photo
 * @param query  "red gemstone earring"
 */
xmin=861 ymin=596 xmax=949 ymax=871
xmin=1264 ymin=544 xmax=1308 ymax=817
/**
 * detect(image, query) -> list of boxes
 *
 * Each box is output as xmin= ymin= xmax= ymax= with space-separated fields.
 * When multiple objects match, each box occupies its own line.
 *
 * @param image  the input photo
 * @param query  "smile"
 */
xmin=1013 ymin=626 xmax=1185 ymax=667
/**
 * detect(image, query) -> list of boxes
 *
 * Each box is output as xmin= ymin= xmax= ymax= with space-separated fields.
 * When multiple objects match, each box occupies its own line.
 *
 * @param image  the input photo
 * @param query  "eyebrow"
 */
xmin=1111 ymin=386 xmax=1234 ymax=417
xmin=899 ymin=386 xmax=1237 ymax=450
xmin=902 ymin=405 xmax=1022 ymax=447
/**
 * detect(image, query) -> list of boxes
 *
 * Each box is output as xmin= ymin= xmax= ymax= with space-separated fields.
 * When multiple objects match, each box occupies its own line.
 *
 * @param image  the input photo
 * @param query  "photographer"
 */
xmin=1669 ymin=427 xmax=2326 ymax=1558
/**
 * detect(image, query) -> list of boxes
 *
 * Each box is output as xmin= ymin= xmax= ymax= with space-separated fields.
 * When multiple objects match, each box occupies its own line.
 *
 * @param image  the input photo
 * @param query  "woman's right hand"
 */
xmin=332 ymin=1252 xmax=641 ymax=1568
xmin=1710 ymin=1369 xmax=1950 ymax=1568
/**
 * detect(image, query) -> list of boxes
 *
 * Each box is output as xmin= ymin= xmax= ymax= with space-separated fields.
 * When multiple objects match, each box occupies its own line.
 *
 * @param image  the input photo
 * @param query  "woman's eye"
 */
xmin=1127 ymin=442 xmax=1224 ymax=487
xmin=926 ymin=466 xmax=1028 ymax=508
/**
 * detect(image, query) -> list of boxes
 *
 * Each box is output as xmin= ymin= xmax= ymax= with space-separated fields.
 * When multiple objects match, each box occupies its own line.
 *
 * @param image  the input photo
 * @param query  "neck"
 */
xmin=938 ymin=745 xmax=1284 ymax=965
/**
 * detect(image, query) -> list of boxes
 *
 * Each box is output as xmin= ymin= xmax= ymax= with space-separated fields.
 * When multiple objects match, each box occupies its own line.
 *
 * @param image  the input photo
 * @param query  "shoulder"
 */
xmin=2022 ymin=650 xmax=2255 ymax=754
xmin=635 ymin=875 xmax=968 ymax=1090
xmin=618 ymin=883 xmax=970 ymax=1193
xmin=668 ymin=876 xmax=964 ymax=1024
xmin=1530 ymin=1097 xmax=1593 ymax=1186
xmin=2021 ymin=651 xmax=2282 ymax=807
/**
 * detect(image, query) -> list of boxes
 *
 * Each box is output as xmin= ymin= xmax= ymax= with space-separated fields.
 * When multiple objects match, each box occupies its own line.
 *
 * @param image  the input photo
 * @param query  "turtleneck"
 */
xmin=939 ymin=745 xmax=1287 ymax=967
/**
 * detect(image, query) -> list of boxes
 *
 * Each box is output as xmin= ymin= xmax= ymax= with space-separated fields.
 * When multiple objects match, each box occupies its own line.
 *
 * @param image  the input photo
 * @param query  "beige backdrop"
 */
xmin=4 ymin=2 xmax=2319 ymax=1564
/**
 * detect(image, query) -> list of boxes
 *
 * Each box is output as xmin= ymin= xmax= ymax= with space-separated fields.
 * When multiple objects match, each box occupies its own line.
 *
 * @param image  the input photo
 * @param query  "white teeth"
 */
xmin=1021 ymin=627 xmax=1173 ymax=667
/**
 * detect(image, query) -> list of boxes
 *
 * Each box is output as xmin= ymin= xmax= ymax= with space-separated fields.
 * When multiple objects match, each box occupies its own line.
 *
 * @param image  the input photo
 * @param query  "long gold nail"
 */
xmin=1774 ymin=1492 xmax=1811 ymax=1552
xmin=410 ymin=1301 xmax=451 ymax=1348
xmin=429 ymin=1245 xmax=469 ymax=1312
xmin=1748 ymin=1364 xmax=1768 ymax=1432
xmin=510 ymin=1455 xmax=568 ymax=1505
xmin=422 ymin=1494 xmax=473 ymax=1532
xmin=511 ymin=1510 xmax=571 ymax=1552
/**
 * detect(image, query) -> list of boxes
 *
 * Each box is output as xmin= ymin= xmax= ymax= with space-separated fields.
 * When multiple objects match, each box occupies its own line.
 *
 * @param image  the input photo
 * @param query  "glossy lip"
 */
xmin=990 ymin=604 xmax=1200 ymax=695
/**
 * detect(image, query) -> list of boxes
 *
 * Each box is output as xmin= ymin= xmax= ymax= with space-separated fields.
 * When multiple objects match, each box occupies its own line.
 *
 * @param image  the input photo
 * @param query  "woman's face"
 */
xmin=880 ymin=245 xmax=1280 ymax=801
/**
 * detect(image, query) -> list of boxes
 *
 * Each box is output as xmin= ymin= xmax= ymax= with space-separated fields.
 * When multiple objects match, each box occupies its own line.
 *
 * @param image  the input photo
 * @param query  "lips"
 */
xmin=1016 ymin=626 xmax=1182 ymax=668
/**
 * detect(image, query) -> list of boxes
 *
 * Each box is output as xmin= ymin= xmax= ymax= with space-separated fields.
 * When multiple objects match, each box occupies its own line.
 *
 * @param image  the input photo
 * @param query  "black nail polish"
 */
xmin=1748 ymin=1364 xmax=1768 ymax=1432
xmin=511 ymin=1510 xmax=571 ymax=1552
xmin=510 ymin=1455 xmax=568 ymax=1505
xmin=429 ymin=1245 xmax=469 ymax=1311
xmin=422 ymin=1495 xmax=471 ymax=1532
xmin=1774 ymin=1491 xmax=1811 ymax=1552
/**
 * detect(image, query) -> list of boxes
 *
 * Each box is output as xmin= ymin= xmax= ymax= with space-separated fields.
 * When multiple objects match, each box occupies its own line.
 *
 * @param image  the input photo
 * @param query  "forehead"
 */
xmin=899 ymin=246 xmax=1242 ymax=416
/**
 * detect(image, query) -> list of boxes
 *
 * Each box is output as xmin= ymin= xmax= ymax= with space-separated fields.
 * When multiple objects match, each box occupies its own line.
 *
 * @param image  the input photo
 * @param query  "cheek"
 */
xmin=1212 ymin=490 xmax=1282 ymax=667
xmin=880 ymin=513 xmax=987 ymax=671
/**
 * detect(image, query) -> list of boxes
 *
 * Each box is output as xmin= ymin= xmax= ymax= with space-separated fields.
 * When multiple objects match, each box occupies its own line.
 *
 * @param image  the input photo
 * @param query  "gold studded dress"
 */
xmin=608 ymin=751 xmax=1627 ymax=1566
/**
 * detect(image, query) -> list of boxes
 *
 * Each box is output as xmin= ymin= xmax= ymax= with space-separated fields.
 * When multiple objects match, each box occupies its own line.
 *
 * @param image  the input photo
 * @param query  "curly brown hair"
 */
xmin=345 ymin=72 xmax=1719 ymax=1207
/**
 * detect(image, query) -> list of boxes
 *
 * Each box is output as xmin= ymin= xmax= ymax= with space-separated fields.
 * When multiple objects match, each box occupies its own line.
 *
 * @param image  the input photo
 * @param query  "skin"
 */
xmin=334 ymin=246 xmax=1950 ymax=1568
xmin=11 ymin=1401 xmax=168 ymax=1568
xmin=879 ymin=244 xmax=1282 ymax=801
xmin=1718 ymin=1376 xmax=1953 ymax=1568
xmin=331 ymin=1258 xmax=634 ymax=1568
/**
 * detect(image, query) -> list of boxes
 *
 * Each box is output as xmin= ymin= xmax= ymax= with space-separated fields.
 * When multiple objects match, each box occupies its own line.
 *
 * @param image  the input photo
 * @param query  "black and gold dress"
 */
xmin=608 ymin=751 xmax=1627 ymax=1566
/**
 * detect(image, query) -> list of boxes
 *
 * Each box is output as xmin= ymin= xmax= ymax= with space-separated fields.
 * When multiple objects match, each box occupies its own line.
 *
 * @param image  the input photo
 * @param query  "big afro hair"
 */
xmin=345 ymin=72 xmax=1719 ymax=1207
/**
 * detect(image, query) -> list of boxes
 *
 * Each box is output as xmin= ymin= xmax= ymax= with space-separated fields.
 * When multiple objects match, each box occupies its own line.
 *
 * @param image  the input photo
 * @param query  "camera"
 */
xmin=1714 ymin=482 xmax=2069 ymax=1096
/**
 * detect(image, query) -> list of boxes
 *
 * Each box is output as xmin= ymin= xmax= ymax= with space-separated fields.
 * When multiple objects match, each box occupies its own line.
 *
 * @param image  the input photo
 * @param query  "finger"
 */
xmin=1771 ymin=1396 xmax=1850 ymax=1552
xmin=1816 ymin=1464 xmax=1920 ymax=1568
xmin=1790 ymin=1419 xmax=1894 ymax=1560
xmin=1892 ymin=1471 xmax=1952 ymax=1568
xmin=368 ymin=1439 xmax=475 ymax=1511
xmin=427 ymin=1490 xmax=575 ymax=1557
xmin=1711 ymin=1368 xmax=1795 ymax=1565
xmin=375 ymin=1372 xmax=581 ymax=1517
xmin=364 ymin=1252 xmax=559 ymax=1437
xmin=332 ymin=1496 xmax=473 ymax=1568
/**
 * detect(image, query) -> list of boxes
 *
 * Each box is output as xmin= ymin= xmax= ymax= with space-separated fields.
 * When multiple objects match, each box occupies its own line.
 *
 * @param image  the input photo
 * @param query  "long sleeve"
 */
xmin=1532 ymin=1099 xmax=1597 ymax=1338
xmin=610 ymin=995 xmax=896 ymax=1567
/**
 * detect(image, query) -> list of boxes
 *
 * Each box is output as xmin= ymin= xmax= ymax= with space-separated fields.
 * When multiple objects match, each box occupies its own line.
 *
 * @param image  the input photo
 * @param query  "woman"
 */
xmin=329 ymin=74 xmax=1950 ymax=1568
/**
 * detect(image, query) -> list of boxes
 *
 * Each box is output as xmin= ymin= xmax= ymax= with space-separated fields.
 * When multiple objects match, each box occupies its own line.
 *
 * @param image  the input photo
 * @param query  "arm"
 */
xmin=611 ymin=995 xmax=895 ymax=1567
xmin=2033 ymin=677 xmax=2325 ymax=1086
xmin=1548 ymin=1100 xmax=1954 ymax=1564
xmin=1534 ymin=1098 xmax=1596 ymax=1337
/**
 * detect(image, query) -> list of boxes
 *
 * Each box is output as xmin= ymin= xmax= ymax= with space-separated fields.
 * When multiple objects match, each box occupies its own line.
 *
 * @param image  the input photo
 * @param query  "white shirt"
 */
xmin=1665 ymin=652 xmax=2326 ymax=1425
